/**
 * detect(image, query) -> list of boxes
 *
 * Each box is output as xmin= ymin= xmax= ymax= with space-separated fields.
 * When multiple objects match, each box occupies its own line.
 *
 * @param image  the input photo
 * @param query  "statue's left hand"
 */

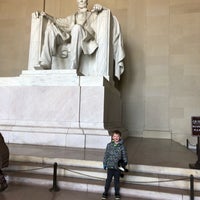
xmin=33 ymin=11 xmax=47 ymax=18
xmin=91 ymin=4 xmax=103 ymax=13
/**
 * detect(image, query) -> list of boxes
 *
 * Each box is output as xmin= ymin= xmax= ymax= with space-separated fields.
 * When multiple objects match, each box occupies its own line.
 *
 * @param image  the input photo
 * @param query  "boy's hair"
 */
xmin=112 ymin=130 xmax=122 ymax=137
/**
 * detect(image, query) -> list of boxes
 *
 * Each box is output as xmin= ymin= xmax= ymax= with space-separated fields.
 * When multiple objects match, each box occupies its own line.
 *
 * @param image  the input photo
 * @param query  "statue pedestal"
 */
xmin=0 ymin=70 xmax=127 ymax=149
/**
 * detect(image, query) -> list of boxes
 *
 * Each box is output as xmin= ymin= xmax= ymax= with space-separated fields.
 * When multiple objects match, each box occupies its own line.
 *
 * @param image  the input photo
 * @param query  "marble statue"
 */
xmin=29 ymin=0 xmax=125 ymax=81
xmin=0 ymin=1 xmax=127 ymax=149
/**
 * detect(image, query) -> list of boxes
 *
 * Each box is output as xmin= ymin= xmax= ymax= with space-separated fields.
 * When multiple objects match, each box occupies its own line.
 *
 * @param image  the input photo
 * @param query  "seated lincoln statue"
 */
xmin=28 ymin=0 xmax=125 ymax=82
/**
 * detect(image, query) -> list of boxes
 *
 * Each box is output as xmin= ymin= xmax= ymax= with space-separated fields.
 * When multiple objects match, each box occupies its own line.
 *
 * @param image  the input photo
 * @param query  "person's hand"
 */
xmin=91 ymin=4 xmax=103 ymax=13
xmin=103 ymin=165 xmax=107 ymax=170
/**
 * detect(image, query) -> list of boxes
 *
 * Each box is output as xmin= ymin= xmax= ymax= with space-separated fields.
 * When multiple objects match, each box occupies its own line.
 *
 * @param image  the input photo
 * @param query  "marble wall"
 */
xmin=0 ymin=0 xmax=200 ymax=146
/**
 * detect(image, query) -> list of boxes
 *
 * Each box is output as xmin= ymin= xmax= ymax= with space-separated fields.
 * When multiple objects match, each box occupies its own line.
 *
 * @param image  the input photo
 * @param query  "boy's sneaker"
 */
xmin=115 ymin=195 xmax=121 ymax=200
xmin=101 ymin=193 xmax=108 ymax=199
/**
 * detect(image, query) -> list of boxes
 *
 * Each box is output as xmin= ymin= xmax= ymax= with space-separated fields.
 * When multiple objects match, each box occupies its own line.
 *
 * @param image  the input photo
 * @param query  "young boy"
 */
xmin=102 ymin=130 xmax=128 ymax=200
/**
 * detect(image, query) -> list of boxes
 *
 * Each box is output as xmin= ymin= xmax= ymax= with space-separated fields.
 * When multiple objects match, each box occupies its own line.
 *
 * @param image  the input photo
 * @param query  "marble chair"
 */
xmin=28 ymin=9 xmax=125 ymax=83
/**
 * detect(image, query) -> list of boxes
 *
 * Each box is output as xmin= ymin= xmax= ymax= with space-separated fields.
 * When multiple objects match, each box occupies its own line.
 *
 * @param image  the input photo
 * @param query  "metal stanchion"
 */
xmin=49 ymin=162 xmax=60 ymax=192
xmin=190 ymin=175 xmax=194 ymax=200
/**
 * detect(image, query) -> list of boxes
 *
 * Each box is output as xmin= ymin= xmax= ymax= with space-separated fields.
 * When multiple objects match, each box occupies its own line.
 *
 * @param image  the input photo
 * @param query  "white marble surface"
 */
xmin=66 ymin=134 xmax=85 ymax=148
xmin=0 ymin=72 xmax=124 ymax=148
xmin=20 ymin=69 xmax=80 ymax=86
xmin=6 ymin=131 xmax=66 ymax=146
xmin=85 ymin=134 xmax=111 ymax=149
xmin=28 ymin=9 xmax=125 ymax=82
xmin=0 ymin=86 xmax=80 ymax=125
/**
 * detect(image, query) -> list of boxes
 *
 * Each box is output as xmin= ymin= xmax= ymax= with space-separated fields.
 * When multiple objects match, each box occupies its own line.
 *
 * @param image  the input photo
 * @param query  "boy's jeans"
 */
xmin=104 ymin=168 xmax=120 ymax=196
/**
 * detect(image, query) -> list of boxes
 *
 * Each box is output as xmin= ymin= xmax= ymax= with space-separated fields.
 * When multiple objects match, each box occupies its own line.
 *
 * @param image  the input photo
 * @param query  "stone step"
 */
xmin=4 ymin=159 xmax=200 ymax=199
xmin=5 ymin=142 xmax=200 ymax=199
xmin=7 ymin=160 xmax=200 ymax=191
xmin=9 ymin=153 xmax=200 ymax=179
xmin=10 ymin=153 xmax=200 ymax=177
xmin=5 ymin=168 xmax=200 ymax=200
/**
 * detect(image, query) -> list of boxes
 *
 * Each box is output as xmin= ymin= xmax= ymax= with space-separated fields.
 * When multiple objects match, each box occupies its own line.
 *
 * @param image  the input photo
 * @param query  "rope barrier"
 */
xmin=59 ymin=166 xmax=192 ymax=185
xmin=2 ymin=162 xmax=198 ymax=198
xmin=4 ymin=164 xmax=52 ymax=173
xmin=58 ymin=165 xmax=200 ymax=186
xmin=194 ymin=177 xmax=200 ymax=181
xmin=3 ymin=163 xmax=198 ymax=185
xmin=59 ymin=165 xmax=105 ymax=181
xmin=125 ymin=177 xmax=189 ymax=185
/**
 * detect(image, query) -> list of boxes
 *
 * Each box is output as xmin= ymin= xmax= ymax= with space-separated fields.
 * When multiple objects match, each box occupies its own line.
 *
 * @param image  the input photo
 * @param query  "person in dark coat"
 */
xmin=0 ymin=132 xmax=9 ymax=192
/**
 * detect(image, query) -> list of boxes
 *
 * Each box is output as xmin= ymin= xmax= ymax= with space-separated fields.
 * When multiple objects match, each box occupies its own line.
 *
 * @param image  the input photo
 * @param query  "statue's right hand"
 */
xmin=40 ymin=11 xmax=46 ymax=17
xmin=91 ymin=4 xmax=103 ymax=13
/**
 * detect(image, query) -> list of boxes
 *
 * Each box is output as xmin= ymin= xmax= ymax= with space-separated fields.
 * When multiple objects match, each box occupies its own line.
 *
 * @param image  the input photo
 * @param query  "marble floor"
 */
xmin=0 ymin=183 xmax=141 ymax=200
xmin=7 ymin=137 xmax=198 ymax=168
xmin=1 ymin=137 xmax=198 ymax=200
xmin=125 ymin=137 xmax=197 ymax=168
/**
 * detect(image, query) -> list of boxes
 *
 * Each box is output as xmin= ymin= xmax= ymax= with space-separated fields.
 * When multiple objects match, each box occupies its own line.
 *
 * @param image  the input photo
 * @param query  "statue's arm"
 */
xmin=85 ymin=4 xmax=106 ymax=37
xmin=41 ymin=11 xmax=55 ymax=22
xmin=34 ymin=11 xmax=72 ymax=33
xmin=34 ymin=11 xmax=55 ymax=22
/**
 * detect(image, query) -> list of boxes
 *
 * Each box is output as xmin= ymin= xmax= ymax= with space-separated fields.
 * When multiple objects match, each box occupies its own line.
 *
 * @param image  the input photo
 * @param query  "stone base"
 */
xmin=143 ymin=130 xmax=171 ymax=139
xmin=1 ymin=127 xmax=111 ymax=149
xmin=0 ymin=70 xmax=127 ymax=149
xmin=1 ymin=126 xmax=127 ymax=149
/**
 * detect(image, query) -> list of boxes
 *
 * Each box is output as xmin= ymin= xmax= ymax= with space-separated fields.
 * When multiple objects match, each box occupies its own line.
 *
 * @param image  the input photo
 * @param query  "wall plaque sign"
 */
xmin=192 ymin=116 xmax=200 ymax=136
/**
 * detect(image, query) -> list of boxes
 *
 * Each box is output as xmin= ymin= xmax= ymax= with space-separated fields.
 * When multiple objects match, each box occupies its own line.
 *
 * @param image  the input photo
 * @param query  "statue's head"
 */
xmin=76 ymin=0 xmax=88 ymax=9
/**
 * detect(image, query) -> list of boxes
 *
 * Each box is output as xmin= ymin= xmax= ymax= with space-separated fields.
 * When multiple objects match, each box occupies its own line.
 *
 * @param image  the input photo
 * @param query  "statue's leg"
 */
xmin=70 ymin=24 xmax=86 ymax=69
xmin=39 ymin=23 xmax=58 ymax=69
